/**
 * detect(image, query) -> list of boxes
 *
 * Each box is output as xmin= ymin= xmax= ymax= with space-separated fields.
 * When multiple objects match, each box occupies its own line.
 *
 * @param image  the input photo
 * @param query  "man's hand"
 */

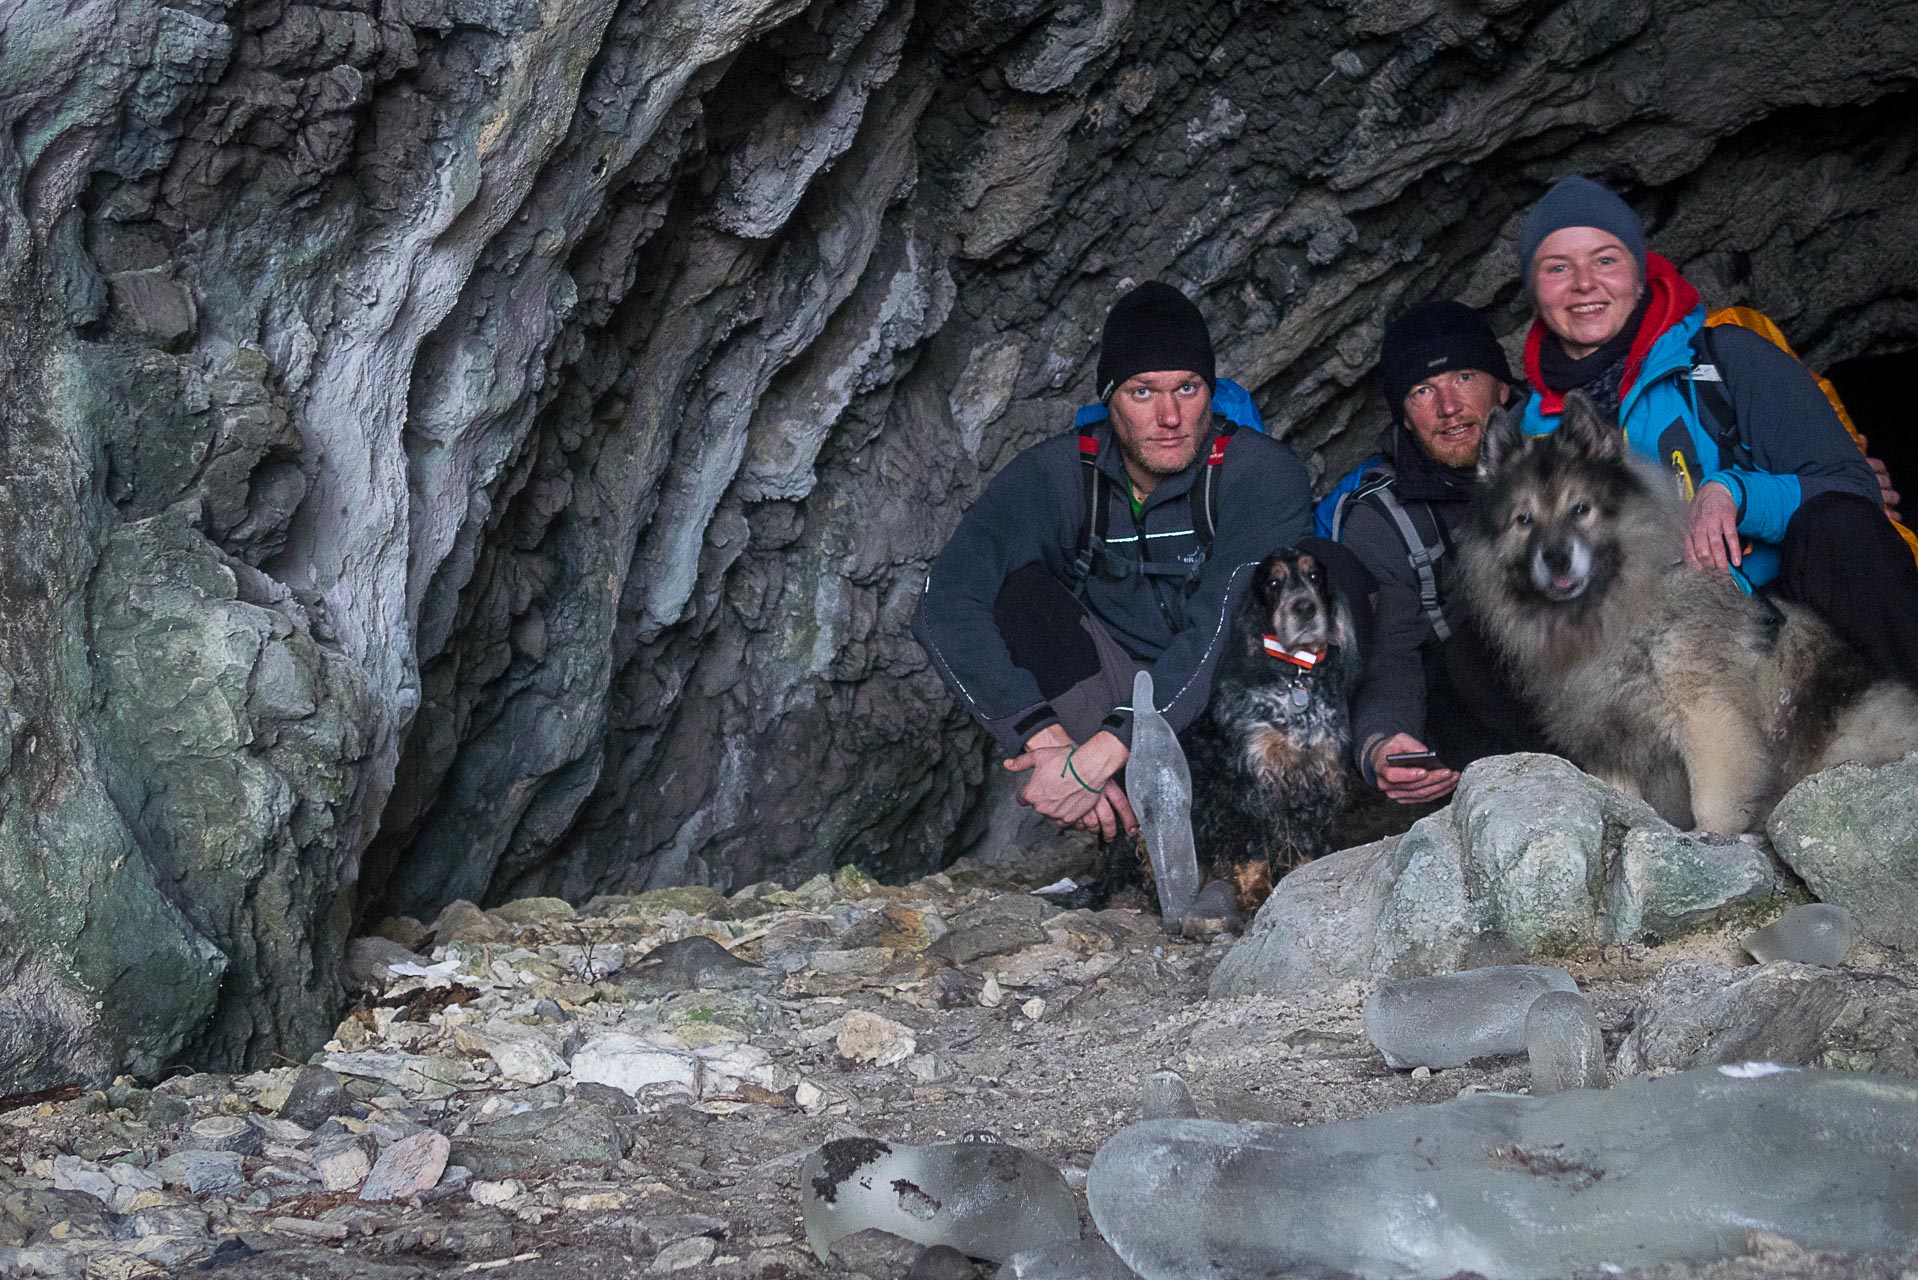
xmin=1368 ymin=732 xmax=1459 ymax=804
xmin=1859 ymin=439 xmax=1903 ymax=521
xmin=1685 ymin=481 xmax=1743 ymax=575
xmin=1004 ymin=728 xmax=1137 ymax=840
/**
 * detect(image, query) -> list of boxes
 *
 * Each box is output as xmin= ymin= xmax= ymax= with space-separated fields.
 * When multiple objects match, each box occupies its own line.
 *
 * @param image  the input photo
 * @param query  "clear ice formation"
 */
xmin=995 ymin=1239 xmax=1140 ymax=1278
xmin=1125 ymin=670 xmax=1200 ymax=927
xmin=1362 ymin=964 xmax=1578 ymax=1069
xmin=1523 ymin=989 xmax=1607 ymax=1094
xmin=801 ymin=1134 xmax=1079 ymax=1263
xmin=1744 ymin=903 xmax=1854 ymax=966
xmin=1142 ymin=1070 xmax=1198 ymax=1120
xmin=1088 ymin=1065 xmax=1918 ymax=1280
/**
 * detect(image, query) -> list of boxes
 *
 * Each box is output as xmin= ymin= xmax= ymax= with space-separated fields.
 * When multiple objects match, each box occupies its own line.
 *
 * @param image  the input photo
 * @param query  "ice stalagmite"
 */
xmin=1744 ymin=903 xmax=1854 ymax=966
xmin=1524 ymin=990 xmax=1608 ymax=1094
xmin=801 ymin=1134 xmax=1079 ymax=1263
xmin=1362 ymin=965 xmax=1578 ymax=1069
xmin=1088 ymin=1065 xmax=1918 ymax=1280
xmin=1125 ymin=670 xmax=1199 ymax=927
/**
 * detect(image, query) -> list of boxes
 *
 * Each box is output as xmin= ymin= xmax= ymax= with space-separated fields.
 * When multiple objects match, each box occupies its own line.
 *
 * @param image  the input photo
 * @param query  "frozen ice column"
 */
xmin=1524 ymin=989 xmax=1607 ymax=1094
xmin=1744 ymin=903 xmax=1853 ymax=966
xmin=801 ymin=1134 xmax=1079 ymax=1263
xmin=1125 ymin=669 xmax=1199 ymax=927
xmin=1362 ymin=965 xmax=1578 ymax=1069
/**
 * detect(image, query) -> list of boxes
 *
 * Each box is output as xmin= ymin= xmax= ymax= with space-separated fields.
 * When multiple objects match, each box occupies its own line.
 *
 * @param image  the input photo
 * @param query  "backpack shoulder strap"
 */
xmin=1688 ymin=322 xmax=1752 ymax=469
xmin=1191 ymin=416 xmax=1238 ymax=550
xmin=1353 ymin=477 xmax=1450 ymax=642
xmin=1066 ymin=431 xmax=1111 ymax=595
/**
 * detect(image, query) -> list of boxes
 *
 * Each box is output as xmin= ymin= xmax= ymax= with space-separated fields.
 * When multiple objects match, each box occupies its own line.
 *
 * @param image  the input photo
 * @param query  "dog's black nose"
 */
xmin=1290 ymin=599 xmax=1318 ymax=621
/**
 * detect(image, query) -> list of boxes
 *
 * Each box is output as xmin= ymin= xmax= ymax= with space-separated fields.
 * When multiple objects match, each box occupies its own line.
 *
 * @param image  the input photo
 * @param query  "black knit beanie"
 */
xmin=1379 ymin=300 xmax=1514 ymax=421
xmin=1096 ymin=281 xmax=1216 ymax=401
xmin=1517 ymin=176 xmax=1647 ymax=283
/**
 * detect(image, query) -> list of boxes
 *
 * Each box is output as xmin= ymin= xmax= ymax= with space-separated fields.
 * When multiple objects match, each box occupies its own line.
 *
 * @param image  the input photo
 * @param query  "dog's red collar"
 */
xmin=1262 ymin=636 xmax=1324 ymax=668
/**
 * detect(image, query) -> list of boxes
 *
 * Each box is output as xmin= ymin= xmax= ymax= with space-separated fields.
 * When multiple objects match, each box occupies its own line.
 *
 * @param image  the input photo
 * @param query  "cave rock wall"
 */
xmin=2 ymin=0 xmax=1917 ymax=1083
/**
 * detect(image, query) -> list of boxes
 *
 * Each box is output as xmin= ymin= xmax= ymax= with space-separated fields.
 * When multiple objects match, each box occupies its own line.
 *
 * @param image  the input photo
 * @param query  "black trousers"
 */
xmin=1775 ymin=492 xmax=1918 ymax=686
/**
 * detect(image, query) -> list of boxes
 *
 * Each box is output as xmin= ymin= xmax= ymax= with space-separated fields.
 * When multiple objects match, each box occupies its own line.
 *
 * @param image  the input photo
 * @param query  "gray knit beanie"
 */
xmin=1517 ymin=176 xmax=1646 ymax=281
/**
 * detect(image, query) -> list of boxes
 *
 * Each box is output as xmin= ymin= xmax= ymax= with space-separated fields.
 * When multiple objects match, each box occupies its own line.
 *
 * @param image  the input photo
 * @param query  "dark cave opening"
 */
xmin=1827 ymin=350 xmax=1918 ymax=512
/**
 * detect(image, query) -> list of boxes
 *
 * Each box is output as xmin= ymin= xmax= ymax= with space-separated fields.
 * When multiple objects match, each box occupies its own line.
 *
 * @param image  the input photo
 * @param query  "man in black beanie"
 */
xmin=913 ymin=281 xmax=1313 ymax=844
xmin=1338 ymin=300 xmax=1545 ymax=803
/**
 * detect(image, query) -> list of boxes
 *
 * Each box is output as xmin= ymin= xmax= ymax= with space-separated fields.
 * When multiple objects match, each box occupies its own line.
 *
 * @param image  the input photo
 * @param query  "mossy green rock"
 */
xmin=1769 ymin=754 xmax=1918 ymax=949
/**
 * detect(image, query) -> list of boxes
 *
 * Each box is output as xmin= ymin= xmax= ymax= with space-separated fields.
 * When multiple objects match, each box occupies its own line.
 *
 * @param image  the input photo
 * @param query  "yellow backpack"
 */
xmin=1706 ymin=306 xmax=1918 ymax=566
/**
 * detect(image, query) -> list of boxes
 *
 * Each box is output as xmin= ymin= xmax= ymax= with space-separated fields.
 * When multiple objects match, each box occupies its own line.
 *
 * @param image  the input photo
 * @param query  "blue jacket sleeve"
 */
xmin=1699 ymin=326 xmax=1879 ymax=543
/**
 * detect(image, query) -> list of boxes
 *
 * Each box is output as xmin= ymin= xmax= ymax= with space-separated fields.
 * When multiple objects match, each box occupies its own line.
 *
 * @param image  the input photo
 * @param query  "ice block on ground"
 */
xmin=1362 ymin=964 xmax=1578 ymax=1069
xmin=1524 ymin=989 xmax=1607 ymax=1094
xmin=1088 ymin=1065 xmax=1918 ymax=1280
xmin=996 ymin=1239 xmax=1139 ymax=1278
xmin=1743 ymin=903 xmax=1853 ymax=966
xmin=1125 ymin=670 xmax=1199 ymax=927
xmin=1142 ymin=1071 xmax=1197 ymax=1120
xmin=802 ymin=1134 xmax=1079 ymax=1263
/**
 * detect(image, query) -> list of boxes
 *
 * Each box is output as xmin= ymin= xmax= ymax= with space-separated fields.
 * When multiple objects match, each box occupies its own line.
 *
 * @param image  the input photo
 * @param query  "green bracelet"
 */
xmin=1062 ymin=748 xmax=1102 ymax=795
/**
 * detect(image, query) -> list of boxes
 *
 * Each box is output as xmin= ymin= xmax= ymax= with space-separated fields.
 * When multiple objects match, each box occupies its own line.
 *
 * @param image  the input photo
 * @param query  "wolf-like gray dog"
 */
xmin=1458 ymin=392 xmax=1918 ymax=832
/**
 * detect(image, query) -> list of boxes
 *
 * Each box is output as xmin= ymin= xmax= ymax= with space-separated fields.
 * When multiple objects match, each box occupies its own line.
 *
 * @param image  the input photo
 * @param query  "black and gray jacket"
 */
xmin=1337 ymin=423 xmax=1475 ymax=782
xmin=913 ymin=416 xmax=1313 ymax=753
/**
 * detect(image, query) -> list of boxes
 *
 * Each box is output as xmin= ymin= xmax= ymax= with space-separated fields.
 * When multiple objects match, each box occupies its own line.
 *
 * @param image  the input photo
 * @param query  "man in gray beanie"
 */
xmin=913 ymin=281 xmax=1313 ymax=848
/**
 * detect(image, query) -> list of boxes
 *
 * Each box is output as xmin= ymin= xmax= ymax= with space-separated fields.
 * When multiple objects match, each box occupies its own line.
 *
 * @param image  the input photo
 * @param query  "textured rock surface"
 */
xmin=5 ymin=2 xmax=1918 ymax=1083
xmin=1768 ymin=754 xmax=1918 ymax=950
xmin=1615 ymin=959 xmax=1918 ymax=1077
xmin=1210 ymin=755 xmax=1778 ymax=1000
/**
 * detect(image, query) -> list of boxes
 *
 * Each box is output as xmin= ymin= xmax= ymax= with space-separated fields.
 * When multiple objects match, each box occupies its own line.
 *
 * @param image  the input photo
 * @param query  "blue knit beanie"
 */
xmin=1517 ymin=176 xmax=1646 ymax=281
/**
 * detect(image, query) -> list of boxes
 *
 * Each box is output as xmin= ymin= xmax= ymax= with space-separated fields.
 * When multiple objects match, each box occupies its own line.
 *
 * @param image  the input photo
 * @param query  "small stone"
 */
xmin=834 ymin=1011 xmax=917 ymax=1067
xmin=279 ymin=1066 xmax=354 ymax=1129
xmin=980 ymin=975 xmax=1005 ymax=1008
xmin=1331 ymin=50 xmax=1366 ymax=78
xmin=343 ymin=936 xmax=423 ymax=992
xmin=154 ymin=1150 xmax=245 ymax=1196
xmin=650 ymin=1235 xmax=719 ymax=1272
xmin=269 ymin=1216 xmax=350 ymax=1241
xmin=1020 ymin=997 xmax=1047 ymax=1021
xmin=470 ymin=1178 xmax=523 ymax=1207
xmin=313 ymin=1135 xmax=375 ymax=1192
xmin=185 ymin=1114 xmax=261 ymax=1154
xmin=465 ymin=1025 xmax=566 ymax=1085
xmin=909 ymin=1244 xmax=981 ymax=1280
xmin=50 ymin=1156 xmax=116 ymax=1203
xmin=570 ymin=1032 xmax=701 ymax=1100
xmin=1411 ymin=1066 xmax=1432 ymax=1080
xmin=828 ymin=1227 xmax=920 ymax=1272
xmin=795 ymin=1082 xmax=828 ymax=1113
xmin=371 ymin=915 xmax=429 ymax=948
xmin=431 ymin=899 xmax=508 ymax=943
xmin=613 ymin=936 xmax=773 ymax=997
xmin=906 ymin=1054 xmax=947 ymax=1084
xmin=359 ymin=1132 xmax=451 ymax=1202
xmin=489 ymin=897 xmax=577 ymax=926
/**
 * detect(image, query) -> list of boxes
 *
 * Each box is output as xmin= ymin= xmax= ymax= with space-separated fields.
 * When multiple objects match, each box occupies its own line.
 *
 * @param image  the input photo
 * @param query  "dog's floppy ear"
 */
xmin=1557 ymin=390 xmax=1625 ymax=462
xmin=1476 ymin=405 xmax=1526 ymax=483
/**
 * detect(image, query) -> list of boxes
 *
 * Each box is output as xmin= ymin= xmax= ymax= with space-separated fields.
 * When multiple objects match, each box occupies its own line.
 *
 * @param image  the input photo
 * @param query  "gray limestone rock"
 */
xmin=1088 ymin=1067 xmax=1918 ymax=1279
xmin=1615 ymin=959 xmax=1918 ymax=1077
xmin=612 ymin=936 xmax=776 ymax=998
xmin=1212 ymin=756 xmax=1777 ymax=1001
xmin=447 ymin=1106 xmax=627 ymax=1178
xmin=1768 ymin=754 xmax=1918 ymax=949
xmin=1744 ymin=903 xmax=1855 ymax=966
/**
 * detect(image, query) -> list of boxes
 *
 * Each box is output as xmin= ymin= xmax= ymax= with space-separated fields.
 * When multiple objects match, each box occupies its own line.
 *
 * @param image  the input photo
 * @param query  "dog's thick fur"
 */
xmin=1458 ymin=393 xmax=1918 ymax=832
xmin=1183 ymin=548 xmax=1360 ymax=915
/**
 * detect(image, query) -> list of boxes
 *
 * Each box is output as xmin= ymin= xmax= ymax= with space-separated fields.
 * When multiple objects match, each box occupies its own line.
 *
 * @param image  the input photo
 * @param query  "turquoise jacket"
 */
xmin=1521 ymin=305 xmax=1877 ymax=591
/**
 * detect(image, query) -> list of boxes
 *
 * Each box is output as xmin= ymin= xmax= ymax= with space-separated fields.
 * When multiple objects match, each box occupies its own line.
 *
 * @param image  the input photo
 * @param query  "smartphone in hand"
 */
xmin=1384 ymin=749 xmax=1444 ymax=770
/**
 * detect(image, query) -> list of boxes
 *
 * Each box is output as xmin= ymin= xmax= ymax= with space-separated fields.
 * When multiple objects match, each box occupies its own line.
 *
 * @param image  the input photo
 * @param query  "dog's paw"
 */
xmin=1176 ymin=879 xmax=1244 ymax=940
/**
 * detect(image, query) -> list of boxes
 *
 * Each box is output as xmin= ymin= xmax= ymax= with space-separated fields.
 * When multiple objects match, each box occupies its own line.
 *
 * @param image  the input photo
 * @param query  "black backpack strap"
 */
xmin=1066 ymin=430 xmax=1111 ymax=595
xmin=1687 ymin=325 xmax=1749 ymax=469
xmin=1362 ymin=482 xmax=1451 ymax=642
xmin=1190 ymin=415 xmax=1238 ymax=553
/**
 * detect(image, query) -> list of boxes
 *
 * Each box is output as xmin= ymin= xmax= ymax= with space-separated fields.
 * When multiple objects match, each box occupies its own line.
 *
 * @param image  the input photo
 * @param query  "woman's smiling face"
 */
xmin=1532 ymin=226 xmax=1642 ymax=358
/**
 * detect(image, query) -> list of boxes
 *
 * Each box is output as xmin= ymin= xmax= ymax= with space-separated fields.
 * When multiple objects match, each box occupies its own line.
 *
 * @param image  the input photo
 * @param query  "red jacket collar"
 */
xmin=1524 ymin=252 xmax=1700 ymax=415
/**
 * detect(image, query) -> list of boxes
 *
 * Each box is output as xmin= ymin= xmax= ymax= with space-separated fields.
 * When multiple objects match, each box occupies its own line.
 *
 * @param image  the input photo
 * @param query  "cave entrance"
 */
xmin=1827 ymin=350 xmax=1918 ymax=511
